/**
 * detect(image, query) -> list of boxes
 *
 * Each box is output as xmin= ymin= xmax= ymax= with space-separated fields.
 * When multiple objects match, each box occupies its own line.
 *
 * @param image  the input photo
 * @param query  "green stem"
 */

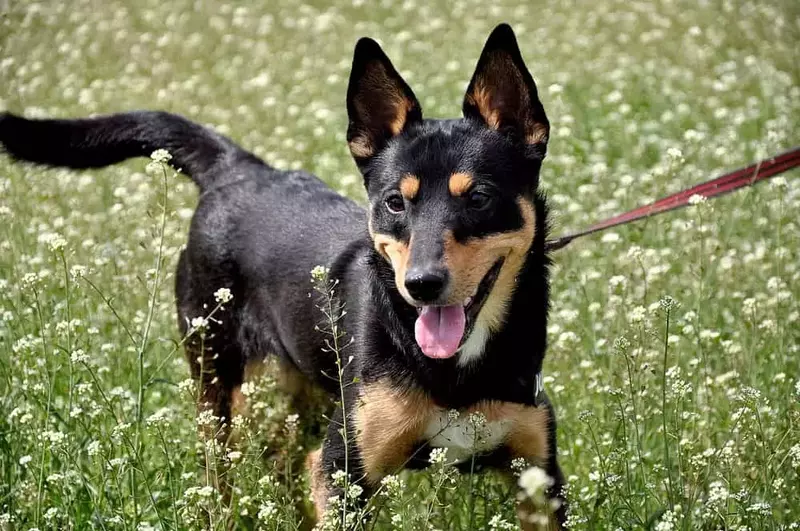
xmin=661 ymin=307 xmax=674 ymax=509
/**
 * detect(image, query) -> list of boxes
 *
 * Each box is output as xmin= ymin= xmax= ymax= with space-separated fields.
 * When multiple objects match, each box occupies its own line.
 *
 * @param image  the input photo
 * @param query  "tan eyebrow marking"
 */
xmin=448 ymin=172 xmax=473 ymax=196
xmin=399 ymin=174 xmax=420 ymax=200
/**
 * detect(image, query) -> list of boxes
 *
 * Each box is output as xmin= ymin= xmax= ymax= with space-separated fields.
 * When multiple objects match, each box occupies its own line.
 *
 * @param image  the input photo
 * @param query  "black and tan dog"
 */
xmin=0 ymin=24 xmax=565 ymax=529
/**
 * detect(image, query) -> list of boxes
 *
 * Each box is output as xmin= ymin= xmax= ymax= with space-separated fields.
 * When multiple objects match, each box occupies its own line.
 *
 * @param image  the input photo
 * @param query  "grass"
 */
xmin=1 ymin=0 xmax=799 ymax=529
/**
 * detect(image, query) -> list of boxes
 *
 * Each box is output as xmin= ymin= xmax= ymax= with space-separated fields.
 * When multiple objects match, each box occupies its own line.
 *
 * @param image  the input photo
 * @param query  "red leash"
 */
xmin=545 ymin=146 xmax=800 ymax=252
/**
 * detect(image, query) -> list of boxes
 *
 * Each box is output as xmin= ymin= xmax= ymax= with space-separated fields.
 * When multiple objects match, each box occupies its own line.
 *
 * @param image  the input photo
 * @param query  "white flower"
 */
xmin=214 ymin=287 xmax=233 ymax=303
xmin=39 ymin=232 xmax=67 ymax=252
xmin=69 ymin=265 xmax=88 ymax=279
xmin=347 ymin=484 xmax=363 ymax=499
xmin=380 ymin=474 xmax=404 ymax=496
xmin=190 ymin=316 xmax=209 ymax=331
xmin=150 ymin=149 xmax=172 ymax=163
xmin=258 ymin=501 xmax=277 ymax=522
xmin=746 ymin=502 xmax=771 ymax=516
xmin=331 ymin=469 xmax=347 ymax=487
xmin=178 ymin=378 xmax=195 ymax=394
xmin=429 ymin=447 xmax=449 ymax=465
xmin=789 ymin=443 xmax=800 ymax=469
xmin=145 ymin=407 xmax=172 ymax=427
xmin=666 ymin=147 xmax=683 ymax=161
xmin=21 ymin=272 xmax=41 ymax=290
xmin=86 ymin=440 xmax=101 ymax=456
xmin=688 ymin=194 xmax=707 ymax=206
xmin=626 ymin=245 xmax=643 ymax=260
xmin=608 ymin=275 xmax=626 ymax=289
xmin=196 ymin=409 xmax=218 ymax=427
xmin=311 ymin=265 xmax=329 ymax=282
xmin=19 ymin=455 xmax=33 ymax=466
xmin=197 ymin=485 xmax=215 ymax=498
xmin=489 ymin=514 xmax=516 ymax=530
xmin=628 ymin=305 xmax=647 ymax=324
xmin=70 ymin=349 xmax=89 ymax=364
xmin=655 ymin=508 xmax=678 ymax=531
xmin=659 ymin=296 xmax=679 ymax=312
xmin=518 ymin=466 xmax=554 ymax=498
xmin=41 ymin=430 xmax=67 ymax=447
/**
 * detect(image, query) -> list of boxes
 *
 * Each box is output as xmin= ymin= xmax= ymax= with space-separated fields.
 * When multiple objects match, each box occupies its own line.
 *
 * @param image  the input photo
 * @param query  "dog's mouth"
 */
xmin=413 ymin=258 xmax=505 ymax=360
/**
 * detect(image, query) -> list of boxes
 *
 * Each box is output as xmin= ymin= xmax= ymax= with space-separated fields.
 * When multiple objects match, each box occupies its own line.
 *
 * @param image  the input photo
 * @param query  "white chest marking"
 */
xmin=456 ymin=322 xmax=490 ymax=367
xmin=423 ymin=410 xmax=513 ymax=464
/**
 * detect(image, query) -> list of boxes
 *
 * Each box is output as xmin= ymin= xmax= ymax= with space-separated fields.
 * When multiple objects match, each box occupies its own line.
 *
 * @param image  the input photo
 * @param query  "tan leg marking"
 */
xmin=480 ymin=403 xmax=557 ymax=531
xmin=448 ymin=172 xmax=473 ymax=197
xmin=399 ymin=174 xmax=420 ymax=201
xmin=517 ymin=496 xmax=561 ymax=531
xmin=355 ymin=381 xmax=433 ymax=485
xmin=306 ymin=448 xmax=328 ymax=522
xmin=473 ymin=401 xmax=550 ymax=464
xmin=444 ymin=198 xmax=536 ymax=331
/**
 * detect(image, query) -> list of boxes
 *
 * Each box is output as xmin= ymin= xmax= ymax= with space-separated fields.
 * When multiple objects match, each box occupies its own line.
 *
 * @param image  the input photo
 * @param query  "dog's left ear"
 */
xmin=346 ymin=38 xmax=422 ymax=170
xmin=463 ymin=24 xmax=549 ymax=160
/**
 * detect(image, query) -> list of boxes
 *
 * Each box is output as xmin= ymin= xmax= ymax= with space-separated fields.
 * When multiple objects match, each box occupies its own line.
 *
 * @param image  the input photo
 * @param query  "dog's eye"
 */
xmin=468 ymin=190 xmax=494 ymax=210
xmin=385 ymin=194 xmax=406 ymax=214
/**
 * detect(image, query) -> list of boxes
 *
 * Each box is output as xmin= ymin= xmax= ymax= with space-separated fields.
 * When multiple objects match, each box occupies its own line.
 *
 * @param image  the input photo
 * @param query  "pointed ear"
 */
xmin=463 ymin=24 xmax=549 ymax=159
xmin=346 ymin=38 xmax=422 ymax=167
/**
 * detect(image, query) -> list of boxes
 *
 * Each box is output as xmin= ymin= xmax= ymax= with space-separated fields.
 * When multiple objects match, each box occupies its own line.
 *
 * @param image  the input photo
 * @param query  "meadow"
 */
xmin=1 ymin=0 xmax=799 ymax=529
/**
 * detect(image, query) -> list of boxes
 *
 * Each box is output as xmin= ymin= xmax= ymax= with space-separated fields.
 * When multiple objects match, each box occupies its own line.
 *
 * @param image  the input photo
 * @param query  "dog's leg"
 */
xmin=479 ymin=399 xmax=567 ymax=530
xmin=181 ymin=315 xmax=245 ymax=508
xmin=307 ymin=404 xmax=372 ymax=525
xmin=511 ymin=456 xmax=566 ymax=531
xmin=308 ymin=380 xmax=432 ymax=524
xmin=512 ymin=402 xmax=566 ymax=530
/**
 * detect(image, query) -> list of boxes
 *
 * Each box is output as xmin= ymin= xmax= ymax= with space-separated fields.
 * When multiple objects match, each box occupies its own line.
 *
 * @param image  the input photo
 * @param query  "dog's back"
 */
xmin=0 ymin=109 xmax=368 ymax=409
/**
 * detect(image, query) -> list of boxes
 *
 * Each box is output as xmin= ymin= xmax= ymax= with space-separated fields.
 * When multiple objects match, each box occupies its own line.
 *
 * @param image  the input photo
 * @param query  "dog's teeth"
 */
xmin=463 ymin=297 xmax=472 ymax=307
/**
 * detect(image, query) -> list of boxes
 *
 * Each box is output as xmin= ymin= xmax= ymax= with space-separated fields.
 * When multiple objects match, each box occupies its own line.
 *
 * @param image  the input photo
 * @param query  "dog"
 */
xmin=0 ymin=23 xmax=565 ymax=529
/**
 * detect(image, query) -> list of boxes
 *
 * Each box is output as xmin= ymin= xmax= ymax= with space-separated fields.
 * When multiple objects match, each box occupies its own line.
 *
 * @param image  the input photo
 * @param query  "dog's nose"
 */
xmin=405 ymin=268 xmax=448 ymax=303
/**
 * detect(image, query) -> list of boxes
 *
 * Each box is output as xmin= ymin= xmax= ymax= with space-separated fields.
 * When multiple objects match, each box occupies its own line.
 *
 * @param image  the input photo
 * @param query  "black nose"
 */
xmin=405 ymin=268 xmax=448 ymax=303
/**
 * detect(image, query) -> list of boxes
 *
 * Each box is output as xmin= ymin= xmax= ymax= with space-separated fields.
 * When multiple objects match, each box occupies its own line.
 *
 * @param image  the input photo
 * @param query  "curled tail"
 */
xmin=0 ymin=110 xmax=256 ymax=190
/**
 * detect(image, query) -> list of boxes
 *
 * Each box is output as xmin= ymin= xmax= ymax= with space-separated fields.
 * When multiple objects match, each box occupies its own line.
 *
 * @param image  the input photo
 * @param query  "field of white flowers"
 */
xmin=1 ymin=0 xmax=798 ymax=529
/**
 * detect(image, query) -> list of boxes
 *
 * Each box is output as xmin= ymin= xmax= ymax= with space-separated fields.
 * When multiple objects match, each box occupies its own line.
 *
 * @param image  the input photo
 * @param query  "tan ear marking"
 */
xmin=526 ymin=122 xmax=549 ymax=145
xmin=448 ymin=172 xmax=474 ymax=196
xmin=349 ymin=135 xmax=374 ymax=158
xmin=469 ymin=82 xmax=502 ymax=130
xmin=399 ymin=174 xmax=420 ymax=200
xmin=389 ymin=97 xmax=415 ymax=136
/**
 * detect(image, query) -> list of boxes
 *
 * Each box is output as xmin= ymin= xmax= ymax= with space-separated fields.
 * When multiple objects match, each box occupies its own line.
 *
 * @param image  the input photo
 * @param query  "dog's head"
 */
xmin=347 ymin=24 xmax=549 ymax=363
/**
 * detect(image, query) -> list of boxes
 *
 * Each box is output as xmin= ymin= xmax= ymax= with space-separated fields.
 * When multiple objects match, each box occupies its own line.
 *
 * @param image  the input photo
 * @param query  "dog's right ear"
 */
xmin=346 ymin=38 xmax=422 ymax=170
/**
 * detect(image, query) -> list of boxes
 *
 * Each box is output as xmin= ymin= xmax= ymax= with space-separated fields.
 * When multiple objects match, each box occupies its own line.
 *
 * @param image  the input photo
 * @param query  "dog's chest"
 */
xmin=422 ymin=409 xmax=513 ymax=464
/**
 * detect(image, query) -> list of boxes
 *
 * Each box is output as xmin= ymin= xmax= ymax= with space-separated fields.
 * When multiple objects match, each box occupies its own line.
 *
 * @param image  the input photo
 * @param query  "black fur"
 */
xmin=1 ymin=23 xmax=565 ymax=528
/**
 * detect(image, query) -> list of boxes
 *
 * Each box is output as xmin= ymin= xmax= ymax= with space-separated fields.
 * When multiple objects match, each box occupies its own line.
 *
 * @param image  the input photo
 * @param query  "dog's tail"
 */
xmin=0 ymin=110 xmax=254 ymax=190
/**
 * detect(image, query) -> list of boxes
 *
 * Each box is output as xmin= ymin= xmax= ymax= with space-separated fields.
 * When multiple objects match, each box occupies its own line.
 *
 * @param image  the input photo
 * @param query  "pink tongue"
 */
xmin=414 ymin=305 xmax=466 ymax=359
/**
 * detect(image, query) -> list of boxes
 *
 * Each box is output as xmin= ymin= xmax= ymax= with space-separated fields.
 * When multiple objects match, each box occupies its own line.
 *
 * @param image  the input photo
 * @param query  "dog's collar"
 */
xmin=533 ymin=371 xmax=544 ymax=406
